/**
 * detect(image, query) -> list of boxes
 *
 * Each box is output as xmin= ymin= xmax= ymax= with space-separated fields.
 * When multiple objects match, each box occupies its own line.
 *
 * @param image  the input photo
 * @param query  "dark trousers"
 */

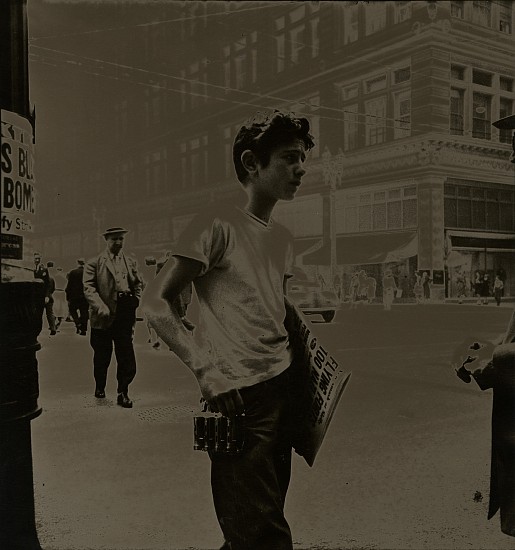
xmin=69 ymin=298 xmax=89 ymax=332
xmin=210 ymin=367 xmax=296 ymax=550
xmin=90 ymin=297 xmax=137 ymax=394
xmin=44 ymin=298 xmax=56 ymax=332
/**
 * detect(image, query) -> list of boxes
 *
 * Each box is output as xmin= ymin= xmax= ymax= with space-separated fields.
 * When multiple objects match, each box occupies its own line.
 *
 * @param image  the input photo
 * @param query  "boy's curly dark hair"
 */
xmin=233 ymin=110 xmax=315 ymax=184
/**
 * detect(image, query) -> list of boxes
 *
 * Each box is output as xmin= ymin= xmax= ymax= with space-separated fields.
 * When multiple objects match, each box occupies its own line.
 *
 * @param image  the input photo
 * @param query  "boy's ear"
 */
xmin=241 ymin=149 xmax=258 ymax=176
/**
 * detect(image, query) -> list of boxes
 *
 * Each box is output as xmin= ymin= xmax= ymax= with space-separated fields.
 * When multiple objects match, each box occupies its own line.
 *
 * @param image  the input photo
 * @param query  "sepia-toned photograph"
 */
xmin=1 ymin=1 xmax=515 ymax=549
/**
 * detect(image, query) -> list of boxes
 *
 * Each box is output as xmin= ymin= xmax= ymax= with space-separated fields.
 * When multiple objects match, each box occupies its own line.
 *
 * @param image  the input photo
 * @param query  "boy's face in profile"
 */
xmin=253 ymin=138 xmax=307 ymax=202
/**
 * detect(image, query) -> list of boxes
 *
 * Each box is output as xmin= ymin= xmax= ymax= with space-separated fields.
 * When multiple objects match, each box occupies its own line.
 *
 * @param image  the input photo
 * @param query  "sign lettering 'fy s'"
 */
xmin=1 ymin=110 xmax=36 ymax=260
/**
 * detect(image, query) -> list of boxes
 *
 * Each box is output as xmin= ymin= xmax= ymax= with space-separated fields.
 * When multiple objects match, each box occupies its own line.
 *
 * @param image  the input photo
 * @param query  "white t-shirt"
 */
xmin=174 ymin=204 xmax=294 ymax=389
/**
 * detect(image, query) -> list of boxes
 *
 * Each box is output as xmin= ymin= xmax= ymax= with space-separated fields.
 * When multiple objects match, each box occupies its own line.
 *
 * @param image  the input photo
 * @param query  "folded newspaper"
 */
xmin=284 ymin=297 xmax=351 ymax=467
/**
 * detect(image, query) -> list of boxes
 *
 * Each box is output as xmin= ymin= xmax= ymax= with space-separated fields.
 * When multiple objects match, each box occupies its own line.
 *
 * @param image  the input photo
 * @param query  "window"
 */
xmin=310 ymin=18 xmax=319 ymax=58
xmin=365 ymin=2 xmax=386 ymax=35
xmin=344 ymin=3 xmax=359 ymax=44
xmin=451 ymin=65 xmax=465 ymax=80
xmin=341 ymin=83 xmax=359 ymax=101
xmin=365 ymin=97 xmax=387 ymax=146
xmin=223 ymin=32 xmax=258 ymax=91
xmin=179 ymin=136 xmax=209 ymax=188
xmin=451 ymin=1 xmax=465 ymax=19
xmin=394 ymin=90 xmax=411 ymax=139
xmin=188 ymin=59 xmax=208 ymax=109
xmin=144 ymin=148 xmax=167 ymax=196
xmin=499 ymin=0 xmax=513 ymax=34
xmin=275 ymin=4 xmax=319 ymax=72
xmin=144 ymin=81 xmax=165 ymax=127
xmin=500 ymin=76 xmax=513 ymax=92
xmin=445 ymin=181 xmax=515 ymax=232
xmin=472 ymin=69 xmax=492 ymax=87
xmin=114 ymin=99 xmax=128 ymax=141
xmin=115 ymin=162 xmax=130 ymax=202
xmin=499 ymin=98 xmax=514 ymax=144
xmin=364 ymin=74 xmax=387 ymax=94
xmin=472 ymin=1 xmax=492 ymax=27
xmin=290 ymin=24 xmax=305 ymax=65
xmin=450 ymin=88 xmax=464 ymax=135
xmin=394 ymin=1 xmax=412 ymax=23
xmin=343 ymin=104 xmax=359 ymax=152
xmin=393 ymin=66 xmax=410 ymax=85
xmin=472 ymin=92 xmax=492 ymax=140
xmin=275 ymin=34 xmax=285 ymax=73
xmin=180 ymin=69 xmax=187 ymax=112
xmin=373 ymin=203 xmax=387 ymax=230
xmin=344 ymin=186 xmax=418 ymax=233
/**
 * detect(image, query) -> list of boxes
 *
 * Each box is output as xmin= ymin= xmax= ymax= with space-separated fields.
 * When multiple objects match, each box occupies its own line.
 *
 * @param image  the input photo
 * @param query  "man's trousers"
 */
xmin=68 ymin=298 xmax=89 ymax=333
xmin=210 ymin=366 xmax=297 ymax=550
xmin=90 ymin=299 xmax=137 ymax=394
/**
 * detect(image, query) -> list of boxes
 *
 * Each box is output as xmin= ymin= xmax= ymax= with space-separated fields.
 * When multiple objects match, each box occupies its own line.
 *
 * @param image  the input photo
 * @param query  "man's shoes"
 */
xmin=117 ymin=392 xmax=133 ymax=408
xmin=94 ymin=389 xmax=106 ymax=398
xmin=50 ymin=330 xmax=57 ymax=335
xmin=80 ymin=330 xmax=87 ymax=336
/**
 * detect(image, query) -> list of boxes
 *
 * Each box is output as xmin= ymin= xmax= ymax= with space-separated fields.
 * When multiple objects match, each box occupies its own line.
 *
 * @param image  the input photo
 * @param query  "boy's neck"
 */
xmin=244 ymin=197 xmax=277 ymax=224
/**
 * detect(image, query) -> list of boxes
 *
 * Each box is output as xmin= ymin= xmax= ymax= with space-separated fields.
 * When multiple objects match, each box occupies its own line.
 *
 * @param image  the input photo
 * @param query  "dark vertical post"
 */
xmin=0 ymin=1 xmax=44 ymax=549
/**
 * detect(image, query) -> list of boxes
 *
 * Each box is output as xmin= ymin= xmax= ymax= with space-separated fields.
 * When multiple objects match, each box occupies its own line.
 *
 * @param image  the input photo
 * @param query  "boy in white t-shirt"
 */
xmin=141 ymin=110 xmax=315 ymax=549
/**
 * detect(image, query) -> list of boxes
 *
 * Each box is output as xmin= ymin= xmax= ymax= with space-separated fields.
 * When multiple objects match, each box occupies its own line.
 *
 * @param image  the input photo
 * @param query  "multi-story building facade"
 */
xmin=31 ymin=1 xmax=515 ymax=300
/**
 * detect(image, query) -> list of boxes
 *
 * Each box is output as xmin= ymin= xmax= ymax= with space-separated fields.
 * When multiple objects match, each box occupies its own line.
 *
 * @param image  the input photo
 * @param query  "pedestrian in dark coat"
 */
xmin=455 ymin=310 xmax=515 ymax=537
xmin=480 ymin=274 xmax=491 ymax=305
xmin=66 ymin=258 xmax=89 ymax=335
xmin=33 ymin=252 xmax=57 ymax=335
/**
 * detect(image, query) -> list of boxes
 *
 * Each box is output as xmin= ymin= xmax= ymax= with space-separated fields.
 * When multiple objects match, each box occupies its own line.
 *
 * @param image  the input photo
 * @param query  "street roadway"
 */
xmin=31 ymin=302 xmax=515 ymax=550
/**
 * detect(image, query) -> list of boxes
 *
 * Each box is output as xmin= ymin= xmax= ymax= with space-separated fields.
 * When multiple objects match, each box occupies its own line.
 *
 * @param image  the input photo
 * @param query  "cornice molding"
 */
xmin=331 ymin=139 xmax=513 ymax=184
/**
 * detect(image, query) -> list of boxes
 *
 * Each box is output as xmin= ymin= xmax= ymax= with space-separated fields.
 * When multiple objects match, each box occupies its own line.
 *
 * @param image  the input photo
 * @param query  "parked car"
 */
xmin=288 ymin=280 xmax=339 ymax=323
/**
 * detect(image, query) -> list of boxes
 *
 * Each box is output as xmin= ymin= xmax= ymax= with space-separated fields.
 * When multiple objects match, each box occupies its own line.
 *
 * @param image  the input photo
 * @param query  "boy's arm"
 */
xmin=140 ymin=255 xmax=244 ymax=417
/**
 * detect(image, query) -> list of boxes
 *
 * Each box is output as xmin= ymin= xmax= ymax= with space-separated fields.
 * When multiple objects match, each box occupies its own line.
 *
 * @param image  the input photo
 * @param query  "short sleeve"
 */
xmin=173 ymin=210 xmax=228 ymax=277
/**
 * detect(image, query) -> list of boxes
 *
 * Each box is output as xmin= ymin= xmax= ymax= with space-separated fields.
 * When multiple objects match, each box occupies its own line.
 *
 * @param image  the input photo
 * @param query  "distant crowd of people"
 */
xmin=453 ymin=269 xmax=506 ymax=306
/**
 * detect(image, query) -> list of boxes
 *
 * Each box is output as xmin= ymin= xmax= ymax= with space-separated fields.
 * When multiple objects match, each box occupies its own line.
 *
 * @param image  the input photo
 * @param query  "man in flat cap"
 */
xmin=83 ymin=227 xmax=144 ymax=408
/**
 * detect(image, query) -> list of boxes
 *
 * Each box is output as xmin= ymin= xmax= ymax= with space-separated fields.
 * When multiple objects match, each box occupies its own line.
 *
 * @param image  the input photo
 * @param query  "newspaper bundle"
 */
xmin=284 ymin=297 xmax=351 ymax=467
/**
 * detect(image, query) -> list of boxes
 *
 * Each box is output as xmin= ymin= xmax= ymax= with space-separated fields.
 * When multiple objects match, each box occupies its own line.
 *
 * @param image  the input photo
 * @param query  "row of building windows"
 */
xmin=336 ymin=186 xmax=418 ymax=234
xmin=451 ymin=0 xmax=513 ymax=34
xmin=450 ymin=67 xmax=514 ymax=142
xmin=444 ymin=182 xmax=515 ymax=232
xmin=337 ymin=65 xmax=412 ymax=150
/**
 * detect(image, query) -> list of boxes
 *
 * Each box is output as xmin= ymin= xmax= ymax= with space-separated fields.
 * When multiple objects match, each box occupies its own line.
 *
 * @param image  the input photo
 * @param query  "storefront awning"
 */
xmin=303 ymin=231 xmax=418 ymax=266
xmin=449 ymin=235 xmax=515 ymax=251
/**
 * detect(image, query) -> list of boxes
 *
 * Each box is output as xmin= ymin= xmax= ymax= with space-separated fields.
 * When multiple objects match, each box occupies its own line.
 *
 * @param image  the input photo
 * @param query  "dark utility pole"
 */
xmin=1 ymin=1 xmax=44 ymax=549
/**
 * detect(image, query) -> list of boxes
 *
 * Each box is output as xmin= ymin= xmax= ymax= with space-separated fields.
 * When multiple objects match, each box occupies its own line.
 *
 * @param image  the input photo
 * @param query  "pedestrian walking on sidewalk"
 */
xmin=494 ymin=275 xmax=504 ymax=307
xmin=83 ymin=227 xmax=143 ymax=408
xmin=481 ymin=273 xmax=491 ymax=305
xmin=66 ymin=258 xmax=89 ymax=335
xmin=52 ymin=266 xmax=68 ymax=331
xmin=142 ymin=109 xmax=315 ymax=550
xmin=382 ymin=269 xmax=397 ymax=311
xmin=34 ymin=253 xmax=58 ymax=335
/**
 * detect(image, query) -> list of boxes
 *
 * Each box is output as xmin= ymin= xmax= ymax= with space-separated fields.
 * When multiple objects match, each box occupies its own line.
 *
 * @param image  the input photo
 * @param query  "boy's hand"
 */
xmin=97 ymin=303 xmax=111 ymax=317
xmin=198 ymin=369 xmax=245 ymax=418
